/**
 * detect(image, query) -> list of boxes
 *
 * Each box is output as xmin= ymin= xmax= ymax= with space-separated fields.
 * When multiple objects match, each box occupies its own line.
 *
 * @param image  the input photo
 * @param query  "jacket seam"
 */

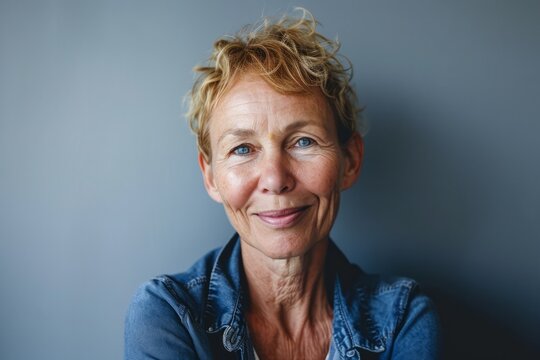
xmin=335 ymin=279 xmax=355 ymax=354
xmin=186 ymin=275 xmax=207 ymax=289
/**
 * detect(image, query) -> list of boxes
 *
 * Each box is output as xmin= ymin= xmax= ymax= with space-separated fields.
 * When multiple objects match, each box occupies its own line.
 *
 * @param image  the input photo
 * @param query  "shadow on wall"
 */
xmin=427 ymin=287 xmax=540 ymax=359
xmin=337 ymin=89 xmax=540 ymax=358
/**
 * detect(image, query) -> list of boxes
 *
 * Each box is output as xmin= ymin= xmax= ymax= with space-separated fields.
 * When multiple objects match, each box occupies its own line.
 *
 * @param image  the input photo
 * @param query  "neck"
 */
xmin=241 ymin=240 xmax=331 ymax=338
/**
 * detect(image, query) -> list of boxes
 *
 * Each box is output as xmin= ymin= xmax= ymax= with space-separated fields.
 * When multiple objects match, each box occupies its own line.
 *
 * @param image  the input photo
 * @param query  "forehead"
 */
xmin=209 ymin=74 xmax=335 ymax=134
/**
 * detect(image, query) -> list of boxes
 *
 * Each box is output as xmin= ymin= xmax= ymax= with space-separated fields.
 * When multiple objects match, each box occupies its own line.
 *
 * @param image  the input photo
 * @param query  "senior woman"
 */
xmin=125 ymin=9 xmax=440 ymax=360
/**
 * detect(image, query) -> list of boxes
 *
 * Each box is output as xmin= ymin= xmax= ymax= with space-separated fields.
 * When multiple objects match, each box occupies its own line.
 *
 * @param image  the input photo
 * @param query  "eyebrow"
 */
xmin=217 ymin=128 xmax=256 ymax=145
xmin=216 ymin=120 xmax=324 ymax=144
xmin=284 ymin=120 xmax=311 ymax=132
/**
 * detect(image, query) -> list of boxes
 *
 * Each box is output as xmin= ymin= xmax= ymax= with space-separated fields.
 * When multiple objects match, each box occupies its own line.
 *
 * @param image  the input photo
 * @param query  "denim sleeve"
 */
xmin=389 ymin=290 xmax=441 ymax=360
xmin=124 ymin=279 xmax=197 ymax=360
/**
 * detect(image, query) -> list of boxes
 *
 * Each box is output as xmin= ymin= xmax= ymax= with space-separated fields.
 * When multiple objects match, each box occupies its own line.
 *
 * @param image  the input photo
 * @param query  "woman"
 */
xmin=125 ymin=9 xmax=440 ymax=360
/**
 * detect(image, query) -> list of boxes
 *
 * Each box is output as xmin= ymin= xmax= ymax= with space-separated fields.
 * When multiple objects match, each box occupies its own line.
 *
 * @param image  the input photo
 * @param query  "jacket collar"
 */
xmin=204 ymin=234 xmax=385 ymax=356
xmin=204 ymin=233 xmax=247 ymax=351
xmin=325 ymin=241 xmax=386 ymax=357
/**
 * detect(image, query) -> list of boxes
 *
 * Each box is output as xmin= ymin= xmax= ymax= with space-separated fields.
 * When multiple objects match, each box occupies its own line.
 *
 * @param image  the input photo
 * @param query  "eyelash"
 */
xmin=231 ymin=144 xmax=252 ymax=156
xmin=229 ymin=137 xmax=316 ymax=156
xmin=295 ymin=137 xmax=315 ymax=148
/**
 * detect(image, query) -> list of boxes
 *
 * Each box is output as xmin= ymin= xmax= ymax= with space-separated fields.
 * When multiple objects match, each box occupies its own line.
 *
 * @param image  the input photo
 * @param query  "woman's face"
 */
xmin=199 ymin=74 xmax=362 ymax=259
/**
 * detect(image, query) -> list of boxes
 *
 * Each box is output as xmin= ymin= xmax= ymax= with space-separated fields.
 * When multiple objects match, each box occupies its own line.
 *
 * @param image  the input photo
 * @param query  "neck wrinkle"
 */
xmin=242 ymin=239 xmax=331 ymax=338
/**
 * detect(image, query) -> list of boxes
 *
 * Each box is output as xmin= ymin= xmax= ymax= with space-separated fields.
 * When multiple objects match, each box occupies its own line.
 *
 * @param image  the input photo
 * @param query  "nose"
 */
xmin=257 ymin=150 xmax=295 ymax=194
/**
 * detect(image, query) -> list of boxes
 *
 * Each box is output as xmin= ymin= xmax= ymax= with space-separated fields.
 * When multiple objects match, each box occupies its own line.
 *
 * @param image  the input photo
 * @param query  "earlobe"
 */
xmin=198 ymin=153 xmax=223 ymax=203
xmin=340 ymin=132 xmax=364 ymax=191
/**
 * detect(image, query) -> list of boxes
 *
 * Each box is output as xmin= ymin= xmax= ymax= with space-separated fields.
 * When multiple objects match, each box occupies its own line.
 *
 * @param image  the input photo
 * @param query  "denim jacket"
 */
xmin=125 ymin=234 xmax=440 ymax=359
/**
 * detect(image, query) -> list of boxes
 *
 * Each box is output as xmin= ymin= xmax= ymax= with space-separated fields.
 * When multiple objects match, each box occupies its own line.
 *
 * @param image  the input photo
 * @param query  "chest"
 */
xmin=247 ymin=318 xmax=332 ymax=360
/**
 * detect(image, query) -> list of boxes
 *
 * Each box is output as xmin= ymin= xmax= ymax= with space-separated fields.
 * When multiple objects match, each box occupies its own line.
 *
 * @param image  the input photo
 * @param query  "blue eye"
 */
xmin=232 ymin=145 xmax=251 ymax=155
xmin=296 ymin=137 xmax=314 ymax=148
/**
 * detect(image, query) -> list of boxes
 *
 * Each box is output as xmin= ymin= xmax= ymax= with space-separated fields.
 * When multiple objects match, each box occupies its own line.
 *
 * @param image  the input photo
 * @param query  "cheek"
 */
xmin=215 ymin=166 xmax=256 ymax=210
xmin=299 ymin=157 xmax=341 ymax=195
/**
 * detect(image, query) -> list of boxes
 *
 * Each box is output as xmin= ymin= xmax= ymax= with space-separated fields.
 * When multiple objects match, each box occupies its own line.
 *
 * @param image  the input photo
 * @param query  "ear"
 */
xmin=198 ymin=153 xmax=223 ymax=203
xmin=340 ymin=132 xmax=364 ymax=191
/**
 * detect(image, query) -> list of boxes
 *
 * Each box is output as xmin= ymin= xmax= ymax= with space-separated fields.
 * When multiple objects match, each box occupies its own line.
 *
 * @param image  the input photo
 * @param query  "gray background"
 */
xmin=1 ymin=0 xmax=539 ymax=358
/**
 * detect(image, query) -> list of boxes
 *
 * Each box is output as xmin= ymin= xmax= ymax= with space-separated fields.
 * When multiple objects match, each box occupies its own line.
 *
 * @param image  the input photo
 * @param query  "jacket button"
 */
xmin=346 ymin=349 xmax=356 ymax=357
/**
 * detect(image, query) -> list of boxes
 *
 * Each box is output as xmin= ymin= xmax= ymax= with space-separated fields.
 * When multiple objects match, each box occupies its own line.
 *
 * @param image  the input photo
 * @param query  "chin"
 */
xmin=248 ymin=232 xmax=327 ymax=260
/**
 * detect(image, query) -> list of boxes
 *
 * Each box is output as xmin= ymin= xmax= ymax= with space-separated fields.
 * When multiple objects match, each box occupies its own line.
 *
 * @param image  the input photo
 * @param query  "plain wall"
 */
xmin=1 ymin=0 xmax=539 ymax=358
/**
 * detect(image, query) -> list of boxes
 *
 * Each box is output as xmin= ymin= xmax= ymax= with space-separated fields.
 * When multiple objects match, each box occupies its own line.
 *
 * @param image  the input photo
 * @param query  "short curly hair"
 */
xmin=187 ymin=8 xmax=363 ymax=162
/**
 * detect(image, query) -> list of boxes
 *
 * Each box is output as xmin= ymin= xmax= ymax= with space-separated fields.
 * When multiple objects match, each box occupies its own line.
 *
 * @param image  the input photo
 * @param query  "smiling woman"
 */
xmin=201 ymin=74 xmax=360 ymax=260
xmin=125 ymin=8 xmax=440 ymax=360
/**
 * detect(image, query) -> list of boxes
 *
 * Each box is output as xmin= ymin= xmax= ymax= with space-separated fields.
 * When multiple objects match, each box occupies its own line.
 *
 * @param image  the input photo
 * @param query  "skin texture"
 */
xmin=199 ymin=74 xmax=363 ymax=359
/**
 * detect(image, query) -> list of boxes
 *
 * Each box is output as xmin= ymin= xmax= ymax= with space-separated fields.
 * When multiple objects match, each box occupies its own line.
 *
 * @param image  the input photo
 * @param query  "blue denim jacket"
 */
xmin=125 ymin=234 xmax=440 ymax=359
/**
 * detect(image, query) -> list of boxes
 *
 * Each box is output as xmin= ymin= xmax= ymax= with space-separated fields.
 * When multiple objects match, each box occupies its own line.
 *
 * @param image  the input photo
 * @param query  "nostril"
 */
xmin=259 ymin=175 xmax=293 ymax=194
xmin=258 ymin=154 xmax=295 ymax=194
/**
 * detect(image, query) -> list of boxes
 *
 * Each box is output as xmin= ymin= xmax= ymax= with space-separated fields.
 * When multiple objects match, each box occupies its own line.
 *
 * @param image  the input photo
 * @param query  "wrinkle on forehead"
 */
xmin=218 ymin=74 xmax=325 ymax=111
xmin=209 ymin=74 xmax=336 ymax=141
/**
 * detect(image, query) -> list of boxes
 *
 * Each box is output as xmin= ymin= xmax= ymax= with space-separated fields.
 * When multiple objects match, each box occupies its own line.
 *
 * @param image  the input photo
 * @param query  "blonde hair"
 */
xmin=187 ymin=8 xmax=362 ymax=162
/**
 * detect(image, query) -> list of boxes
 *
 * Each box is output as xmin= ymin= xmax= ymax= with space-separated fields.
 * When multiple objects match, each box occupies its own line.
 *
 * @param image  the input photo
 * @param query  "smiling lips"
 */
xmin=255 ymin=206 xmax=310 ymax=228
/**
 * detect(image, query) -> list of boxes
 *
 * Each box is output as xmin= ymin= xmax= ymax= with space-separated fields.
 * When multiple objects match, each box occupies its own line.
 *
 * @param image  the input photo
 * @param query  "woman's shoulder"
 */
xmin=328 ymin=241 xmax=429 ymax=312
xmin=328 ymin=243 xmax=440 ymax=356
xmin=339 ymin=264 xmax=431 ymax=320
xmin=126 ymin=234 xmax=243 ymax=326
xmin=352 ymin=271 xmax=434 ymax=324
xmin=353 ymin=273 xmax=440 ymax=356
xmin=340 ymin=260 xmax=436 ymax=321
xmin=126 ymin=245 xmax=222 ymax=324
xmin=124 ymin=246 xmax=225 ymax=359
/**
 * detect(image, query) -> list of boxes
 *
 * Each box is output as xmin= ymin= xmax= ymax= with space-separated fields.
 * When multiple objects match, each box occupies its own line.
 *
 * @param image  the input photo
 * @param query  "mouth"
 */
xmin=255 ymin=206 xmax=310 ymax=228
